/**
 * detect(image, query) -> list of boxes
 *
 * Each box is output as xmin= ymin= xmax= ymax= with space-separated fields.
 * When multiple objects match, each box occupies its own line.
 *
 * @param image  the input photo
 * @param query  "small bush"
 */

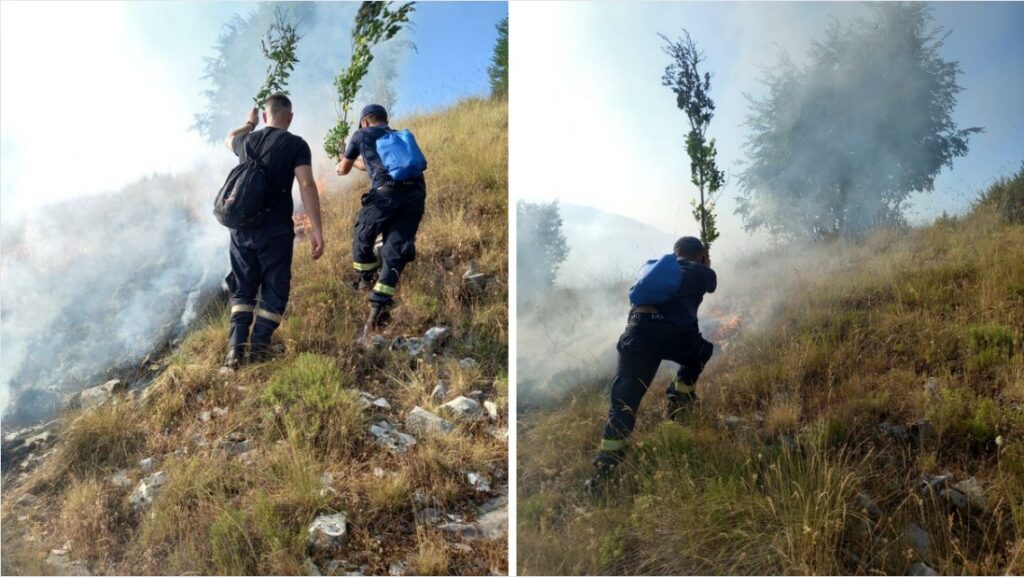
xmin=263 ymin=353 xmax=367 ymax=457
xmin=974 ymin=164 xmax=1024 ymax=224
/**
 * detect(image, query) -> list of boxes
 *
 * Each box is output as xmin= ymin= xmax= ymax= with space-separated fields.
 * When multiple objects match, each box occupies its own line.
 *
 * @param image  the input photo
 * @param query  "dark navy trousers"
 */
xmin=226 ymin=222 xmax=294 ymax=348
xmin=352 ymin=182 xmax=426 ymax=305
xmin=599 ymin=313 xmax=714 ymax=453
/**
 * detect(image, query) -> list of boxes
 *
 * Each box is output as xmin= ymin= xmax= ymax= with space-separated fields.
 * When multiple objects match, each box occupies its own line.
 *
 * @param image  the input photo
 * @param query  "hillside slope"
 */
xmin=2 ymin=97 xmax=508 ymax=576
xmin=519 ymin=170 xmax=1024 ymax=575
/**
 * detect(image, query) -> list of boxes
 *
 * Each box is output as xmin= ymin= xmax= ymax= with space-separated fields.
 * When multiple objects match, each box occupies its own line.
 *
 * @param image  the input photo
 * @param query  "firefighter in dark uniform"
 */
xmin=587 ymin=236 xmax=717 ymax=492
xmin=335 ymin=104 xmax=426 ymax=329
xmin=222 ymin=93 xmax=324 ymax=369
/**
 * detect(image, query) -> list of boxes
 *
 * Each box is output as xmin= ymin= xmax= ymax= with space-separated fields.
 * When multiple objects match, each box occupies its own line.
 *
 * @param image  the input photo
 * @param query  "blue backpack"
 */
xmin=377 ymin=129 xmax=427 ymax=181
xmin=628 ymin=254 xmax=682 ymax=306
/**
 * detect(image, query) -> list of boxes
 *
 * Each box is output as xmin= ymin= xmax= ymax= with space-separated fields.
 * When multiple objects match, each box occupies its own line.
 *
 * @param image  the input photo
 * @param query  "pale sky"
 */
xmin=510 ymin=2 xmax=1024 ymax=256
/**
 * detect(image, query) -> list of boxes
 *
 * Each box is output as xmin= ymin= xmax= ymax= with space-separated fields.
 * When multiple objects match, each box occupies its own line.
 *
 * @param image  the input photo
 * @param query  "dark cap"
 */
xmin=359 ymin=104 xmax=388 ymax=121
xmin=673 ymin=236 xmax=705 ymax=257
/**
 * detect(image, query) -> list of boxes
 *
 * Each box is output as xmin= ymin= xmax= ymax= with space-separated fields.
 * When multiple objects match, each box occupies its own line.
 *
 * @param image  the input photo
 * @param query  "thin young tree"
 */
xmin=660 ymin=30 xmax=725 ymax=249
xmin=324 ymin=1 xmax=415 ymax=158
xmin=253 ymin=7 xmax=301 ymax=105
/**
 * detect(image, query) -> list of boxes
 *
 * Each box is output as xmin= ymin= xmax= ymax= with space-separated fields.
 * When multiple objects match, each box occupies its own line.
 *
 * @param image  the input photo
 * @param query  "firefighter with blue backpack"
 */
xmin=336 ymin=104 xmax=428 ymax=330
xmin=586 ymin=236 xmax=717 ymax=492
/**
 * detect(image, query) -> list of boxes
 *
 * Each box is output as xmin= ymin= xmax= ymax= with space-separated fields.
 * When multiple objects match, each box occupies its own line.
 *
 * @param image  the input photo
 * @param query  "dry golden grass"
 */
xmin=519 ymin=174 xmax=1024 ymax=575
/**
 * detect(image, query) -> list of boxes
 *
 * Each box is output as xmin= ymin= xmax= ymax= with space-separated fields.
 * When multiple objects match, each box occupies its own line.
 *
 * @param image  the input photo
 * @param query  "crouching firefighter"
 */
xmin=215 ymin=93 xmax=325 ymax=369
xmin=587 ymin=236 xmax=717 ymax=493
xmin=336 ymin=104 xmax=427 ymax=331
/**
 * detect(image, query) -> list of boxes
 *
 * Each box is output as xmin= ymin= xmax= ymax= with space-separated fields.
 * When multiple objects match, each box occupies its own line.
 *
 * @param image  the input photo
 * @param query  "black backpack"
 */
xmin=213 ymin=130 xmax=283 ymax=229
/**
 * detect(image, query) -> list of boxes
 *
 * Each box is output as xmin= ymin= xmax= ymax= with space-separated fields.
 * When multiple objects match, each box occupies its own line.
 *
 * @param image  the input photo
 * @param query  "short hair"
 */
xmin=364 ymin=112 xmax=387 ymax=124
xmin=673 ymin=236 xmax=706 ymax=258
xmin=264 ymin=93 xmax=292 ymax=115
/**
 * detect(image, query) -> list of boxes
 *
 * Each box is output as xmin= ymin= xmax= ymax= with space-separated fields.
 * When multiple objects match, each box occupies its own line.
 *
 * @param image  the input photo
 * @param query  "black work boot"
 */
xmin=584 ymin=452 xmax=623 ymax=495
xmin=222 ymin=345 xmax=245 ymax=370
xmin=666 ymin=391 xmax=698 ymax=421
xmin=349 ymin=273 xmax=376 ymax=292
xmin=249 ymin=340 xmax=274 ymax=364
xmin=365 ymin=302 xmax=393 ymax=331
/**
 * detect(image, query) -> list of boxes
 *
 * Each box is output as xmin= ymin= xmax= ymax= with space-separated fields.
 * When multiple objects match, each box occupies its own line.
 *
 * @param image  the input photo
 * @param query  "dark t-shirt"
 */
xmin=232 ymin=127 xmax=311 ymax=228
xmin=344 ymin=124 xmax=425 ymax=191
xmin=655 ymin=259 xmax=718 ymax=333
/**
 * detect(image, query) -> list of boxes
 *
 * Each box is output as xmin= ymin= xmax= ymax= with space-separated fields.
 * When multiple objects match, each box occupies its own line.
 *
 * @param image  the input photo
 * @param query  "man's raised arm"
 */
xmin=224 ymin=107 xmax=260 ymax=152
xmin=295 ymin=164 xmax=324 ymax=260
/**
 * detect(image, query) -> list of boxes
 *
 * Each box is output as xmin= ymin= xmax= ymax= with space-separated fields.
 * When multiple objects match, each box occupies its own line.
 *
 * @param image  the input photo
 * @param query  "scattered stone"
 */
xmin=220 ymin=432 xmax=252 ymax=455
xmin=484 ymin=400 xmax=499 ymax=420
xmin=406 ymin=406 xmax=455 ymax=436
xmin=199 ymin=410 xmax=213 ymax=423
xmin=110 ymin=469 xmax=132 ymax=488
xmin=218 ymin=366 xmax=235 ymax=377
xmin=430 ymin=382 xmax=448 ymax=403
xmin=388 ymin=561 xmax=408 ymax=576
xmin=422 ymin=326 xmax=451 ymax=351
xmin=45 ymin=548 xmax=91 ymax=576
xmin=372 ymin=397 xmax=392 ymax=411
xmin=373 ymin=467 xmax=387 ymax=478
xmin=903 ymin=522 xmax=932 ymax=560
xmin=920 ymin=473 xmax=953 ymax=494
xmin=720 ymin=415 xmax=744 ymax=430
xmin=439 ymin=522 xmax=481 ymax=539
xmin=390 ymin=337 xmax=427 ymax=357
xmin=139 ymin=457 xmax=158 ymax=472
xmin=488 ymin=426 xmax=508 ymax=441
xmin=212 ymin=407 xmax=229 ymax=418
xmin=856 ymin=491 xmax=883 ymax=520
xmin=478 ymin=495 xmax=508 ymax=515
xmin=450 ymin=543 xmax=473 ymax=554
xmin=308 ymin=512 xmax=349 ymax=553
xmin=467 ymin=390 xmax=485 ymax=403
xmin=363 ymin=335 xmax=391 ymax=351
xmin=476 ymin=508 xmax=508 ymax=540
xmin=909 ymin=561 xmax=938 ymax=576
xmin=439 ymin=396 xmax=483 ymax=422
xmin=462 ymin=263 xmax=489 ymax=295
xmin=415 ymin=507 xmax=442 ymax=524
xmin=78 ymin=379 xmax=126 ymax=409
xmin=369 ymin=420 xmax=417 ymax=453
xmin=130 ymin=471 xmax=169 ymax=509
xmin=458 ymin=357 xmax=479 ymax=370
xmin=466 ymin=471 xmax=491 ymax=493
xmin=940 ymin=488 xmax=969 ymax=509
xmin=952 ymin=477 xmax=986 ymax=508
xmin=320 ymin=472 xmax=334 ymax=488
xmin=303 ymin=557 xmax=322 ymax=576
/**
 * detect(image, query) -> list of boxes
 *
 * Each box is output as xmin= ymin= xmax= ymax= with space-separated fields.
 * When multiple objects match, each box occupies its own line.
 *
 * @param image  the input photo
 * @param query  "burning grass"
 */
xmin=518 ymin=172 xmax=1024 ymax=575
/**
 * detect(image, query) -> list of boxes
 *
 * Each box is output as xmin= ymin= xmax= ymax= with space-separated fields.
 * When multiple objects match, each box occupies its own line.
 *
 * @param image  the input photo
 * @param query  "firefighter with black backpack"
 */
xmin=336 ymin=104 xmax=428 ymax=331
xmin=586 ymin=236 xmax=717 ymax=493
xmin=215 ymin=93 xmax=324 ymax=369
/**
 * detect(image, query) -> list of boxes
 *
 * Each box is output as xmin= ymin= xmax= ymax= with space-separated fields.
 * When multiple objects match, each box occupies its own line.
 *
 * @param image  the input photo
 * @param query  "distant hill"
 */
xmin=556 ymin=204 xmax=677 ymax=287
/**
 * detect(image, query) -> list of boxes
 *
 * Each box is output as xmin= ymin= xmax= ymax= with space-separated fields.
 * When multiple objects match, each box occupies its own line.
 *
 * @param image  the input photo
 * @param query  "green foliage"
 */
xmin=737 ymin=3 xmax=982 ymax=240
xmin=325 ymin=1 xmax=415 ymax=157
xmin=262 ymin=353 xmax=367 ymax=456
xmin=974 ymin=163 xmax=1024 ymax=224
xmin=253 ymin=8 xmax=301 ymax=105
xmin=488 ymin=16 xmax=509 ymax=99
xmin=661 ymin=30 xmax=725 ymax=248
xmin=516 ymin=200 xmax=570 ymax=296
xmin=968 ymin=324 xmax=1016 ymax=372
